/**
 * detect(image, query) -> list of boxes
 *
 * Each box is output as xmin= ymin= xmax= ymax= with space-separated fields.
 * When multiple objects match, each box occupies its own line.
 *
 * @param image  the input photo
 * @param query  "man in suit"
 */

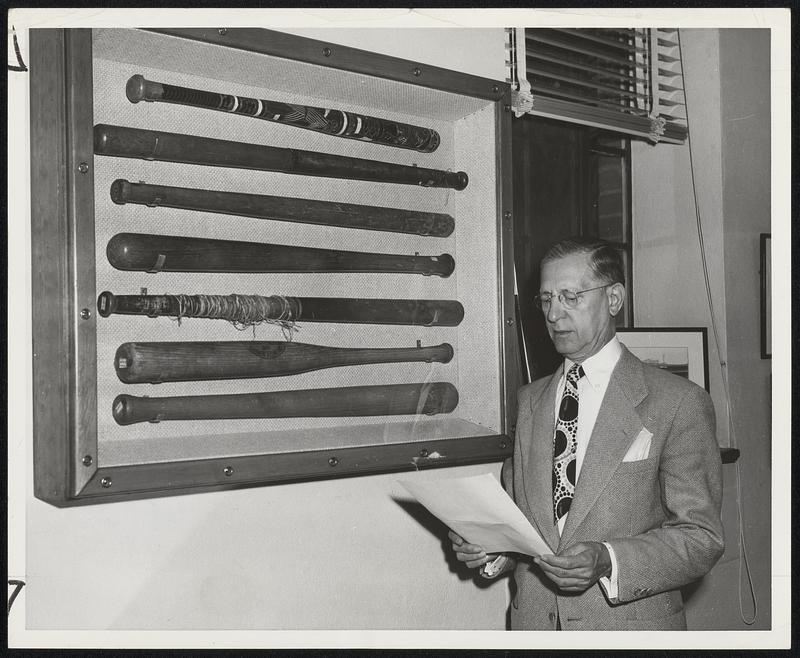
xmin=449 ymin=237 xmax=724 ymax=630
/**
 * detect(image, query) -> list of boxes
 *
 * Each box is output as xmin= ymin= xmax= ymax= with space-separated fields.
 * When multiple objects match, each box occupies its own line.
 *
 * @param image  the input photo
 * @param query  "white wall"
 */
xmin=10 ymin=26 xmax=511 ymax=634
xmin=631 ymin=30 xmax=729 ymax=446
xmin=631 ymin=29 xmax=772 ymax=630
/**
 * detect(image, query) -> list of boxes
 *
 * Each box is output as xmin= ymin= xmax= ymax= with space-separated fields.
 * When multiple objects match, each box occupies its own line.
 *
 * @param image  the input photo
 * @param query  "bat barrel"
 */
xmin=419 ymin=381 xmax=459 ymax=415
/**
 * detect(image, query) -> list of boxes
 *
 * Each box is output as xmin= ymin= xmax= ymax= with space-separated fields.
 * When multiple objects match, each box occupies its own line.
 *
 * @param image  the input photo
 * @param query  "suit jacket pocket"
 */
xmin=615 ymin=455 xmax=658 ymax=475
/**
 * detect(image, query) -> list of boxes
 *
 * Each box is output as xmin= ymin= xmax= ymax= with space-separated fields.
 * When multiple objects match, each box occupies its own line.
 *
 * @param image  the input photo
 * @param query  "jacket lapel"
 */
xmin=519 ymin=365 xmax=562 ymax=553
xmin=558 ymin=347 xmax=649 ymax=548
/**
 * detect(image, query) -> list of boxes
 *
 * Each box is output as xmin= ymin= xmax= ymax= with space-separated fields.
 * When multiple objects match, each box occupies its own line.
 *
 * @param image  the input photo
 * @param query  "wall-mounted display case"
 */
xmin=30 ymin=27 xmax=518 ymax=505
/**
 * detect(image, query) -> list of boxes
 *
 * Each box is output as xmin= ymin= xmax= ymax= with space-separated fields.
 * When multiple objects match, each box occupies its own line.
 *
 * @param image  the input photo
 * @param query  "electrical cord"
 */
xmin=677 ymin=28 xmax=758 ymax=626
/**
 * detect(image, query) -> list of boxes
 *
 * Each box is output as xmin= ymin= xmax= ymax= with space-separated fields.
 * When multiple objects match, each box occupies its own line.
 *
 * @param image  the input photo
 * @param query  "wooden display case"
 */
xmin=30 ymin=27 xmax=518 ymax=505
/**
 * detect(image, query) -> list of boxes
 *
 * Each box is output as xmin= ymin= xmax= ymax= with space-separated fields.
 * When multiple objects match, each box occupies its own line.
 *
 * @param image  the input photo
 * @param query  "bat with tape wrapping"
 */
xmin=94 ymin=124 xmax=468 ymax=190
xmin=112 ymin=381 xmax=459 ymax=425
xmin=106 ymin=232 xmax=455 ymax=277
xmin=126 ymin=74 xmax=441 ymax=153
xmin=110 ymin=179 xmax=454 ymax=237
xmin=115 ymin=340 xmax=454 ymax=384
xmin=97 ymin=291 xmax=465 ymax=327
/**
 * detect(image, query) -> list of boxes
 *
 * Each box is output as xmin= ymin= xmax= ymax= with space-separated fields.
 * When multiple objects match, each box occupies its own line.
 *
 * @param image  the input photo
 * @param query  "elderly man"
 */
xmin=450 ymin=237 xmax=724 ymax=630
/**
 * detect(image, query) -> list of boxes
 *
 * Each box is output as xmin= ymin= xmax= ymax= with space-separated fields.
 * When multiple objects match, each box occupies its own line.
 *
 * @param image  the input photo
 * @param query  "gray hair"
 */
xmin=541 ymin=237 xmax=626 ymax=286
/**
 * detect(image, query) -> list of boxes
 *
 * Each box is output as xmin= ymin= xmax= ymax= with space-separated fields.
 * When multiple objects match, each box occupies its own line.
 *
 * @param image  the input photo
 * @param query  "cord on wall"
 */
xmin=677 ymin=28 xmax=758 ymax=626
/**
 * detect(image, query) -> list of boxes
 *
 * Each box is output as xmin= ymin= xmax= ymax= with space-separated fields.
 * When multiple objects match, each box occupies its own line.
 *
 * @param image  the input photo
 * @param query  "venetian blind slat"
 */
xmin=509 ymin=27 xmax=689 ymax=144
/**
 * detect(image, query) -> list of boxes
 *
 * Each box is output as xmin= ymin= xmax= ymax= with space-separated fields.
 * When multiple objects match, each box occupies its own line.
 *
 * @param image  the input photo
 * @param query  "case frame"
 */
xmin=30 ymin=27 xmax=518 ymax=506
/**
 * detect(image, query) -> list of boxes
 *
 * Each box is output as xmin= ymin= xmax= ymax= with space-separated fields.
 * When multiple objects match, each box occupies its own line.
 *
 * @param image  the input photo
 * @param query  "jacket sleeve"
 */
xmin=502 ymin=382 xmax=536 ymax=497
xmin=606 ymin=385 xmax=725 ymax=603
xmin=492 ymin=384 xmax=538 ymax=575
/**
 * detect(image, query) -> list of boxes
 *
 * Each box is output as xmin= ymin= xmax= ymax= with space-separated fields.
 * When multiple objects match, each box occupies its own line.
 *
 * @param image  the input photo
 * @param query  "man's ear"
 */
xmin=607 ymin=283 xmax=625 ymax=317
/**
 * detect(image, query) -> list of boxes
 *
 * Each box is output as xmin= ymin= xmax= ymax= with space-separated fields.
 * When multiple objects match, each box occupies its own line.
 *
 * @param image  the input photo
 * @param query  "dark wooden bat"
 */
xmin=97 ymin=291 xmax=465 ymax=327
xmin=106 ymin=232 xmax=455 ymax=277
xmin=112 ymin=381 xmax=459 ymax=425
xmin=126 ymin=74 xmax=441 ymax=153
xmin=115 ymin=340 xmax=454 ymax=384
xmin=94 ymin=124 xmax=468 ymax=190
xmin=110 ymin=179 xmax=454 ymax=237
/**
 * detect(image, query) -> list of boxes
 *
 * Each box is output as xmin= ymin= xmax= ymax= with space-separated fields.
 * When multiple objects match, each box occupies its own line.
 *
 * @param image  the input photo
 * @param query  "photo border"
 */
xmin=760 ymin=233 xmax=771 ymax=359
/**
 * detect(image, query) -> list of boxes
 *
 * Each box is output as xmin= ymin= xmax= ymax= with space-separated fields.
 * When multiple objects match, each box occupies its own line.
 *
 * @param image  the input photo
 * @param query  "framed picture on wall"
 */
xmin=760 ymin=233 xmax=771 ymax=359
xmin=616 ymin=328 xmax=709 ymax=392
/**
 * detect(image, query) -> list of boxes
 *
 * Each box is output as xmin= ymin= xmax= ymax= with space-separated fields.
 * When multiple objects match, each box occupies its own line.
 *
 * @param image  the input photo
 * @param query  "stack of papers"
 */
xmin=399 ymin=473 xmax=549 ymax=557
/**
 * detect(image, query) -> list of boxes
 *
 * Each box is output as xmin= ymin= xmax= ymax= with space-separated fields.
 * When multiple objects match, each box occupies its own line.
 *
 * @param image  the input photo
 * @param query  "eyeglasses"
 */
xmin=533 ymin=284 xmax=610 ymax=312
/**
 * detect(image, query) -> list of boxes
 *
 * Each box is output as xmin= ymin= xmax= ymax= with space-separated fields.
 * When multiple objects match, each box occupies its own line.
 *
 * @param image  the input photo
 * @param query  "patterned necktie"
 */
xmin=553 ymin=363 xmax=584 ymax=525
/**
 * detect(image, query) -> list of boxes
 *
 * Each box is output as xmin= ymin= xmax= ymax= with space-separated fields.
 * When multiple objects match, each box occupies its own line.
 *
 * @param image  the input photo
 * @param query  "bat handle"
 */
xmin=419 ymin=170 xmax=468 ymax=191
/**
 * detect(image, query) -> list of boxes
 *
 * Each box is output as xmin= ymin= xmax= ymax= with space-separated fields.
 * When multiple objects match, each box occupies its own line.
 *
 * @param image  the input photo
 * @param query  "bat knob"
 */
xmin=97 ymin=291 xmax=116 ymax=317
xmin=454 ymin=171 xmax=469 ymax=191
xmin=126 ymin=75 xmax=147 ymax=103
xmin=112 ymin=394 xmax=134 ymax=425
xmin=441 ymin=343 xmax=455 ymax=364
xmin=110 ymin=179 xmax=130 ymax=205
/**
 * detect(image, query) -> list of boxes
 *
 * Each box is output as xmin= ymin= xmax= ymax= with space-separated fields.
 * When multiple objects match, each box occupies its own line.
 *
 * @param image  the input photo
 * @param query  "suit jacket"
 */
xmin=502 ymin=345 xmax=724 ymax=630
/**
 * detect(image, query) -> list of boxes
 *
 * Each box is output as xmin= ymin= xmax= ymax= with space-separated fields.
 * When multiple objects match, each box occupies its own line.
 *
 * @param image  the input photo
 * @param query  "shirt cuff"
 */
xmin=480 ymin=554 xmax=509 ymax=579
xmin=598 ymin=542 xmax=619 ymax=602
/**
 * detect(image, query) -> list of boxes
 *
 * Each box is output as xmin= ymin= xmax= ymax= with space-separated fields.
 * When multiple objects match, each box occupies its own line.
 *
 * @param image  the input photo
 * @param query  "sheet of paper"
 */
xmin=399 ymin=473 xmax=551 ymax=557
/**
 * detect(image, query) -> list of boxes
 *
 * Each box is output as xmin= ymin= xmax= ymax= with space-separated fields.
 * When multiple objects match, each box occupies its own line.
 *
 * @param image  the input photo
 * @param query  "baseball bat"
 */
xmin=126 ymin=74 xmax=441 ymax=153
xmin=114 ymin=341 xmax=454 ymax=384
xmin=94 ymin=124 xmax=468 ymax=190
xmin=112 ymin=381 xmax=459 ymax=425
xmin=97 ymin=292 xmax=465 ymax=327
xmin=110 ymin=179 xmax=454 ymax=237
xmin=106 ymin=232 xmax=455 ymax=277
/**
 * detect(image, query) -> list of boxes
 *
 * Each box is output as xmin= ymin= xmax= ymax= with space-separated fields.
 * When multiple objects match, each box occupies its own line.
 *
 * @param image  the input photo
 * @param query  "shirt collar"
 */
xmin=564 ymin=335 xmax=623 ymax=390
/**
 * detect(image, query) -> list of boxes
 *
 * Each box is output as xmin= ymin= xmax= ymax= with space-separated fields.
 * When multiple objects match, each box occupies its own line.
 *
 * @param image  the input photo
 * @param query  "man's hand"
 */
xmin=448 ymin=530 xmax=492 ymax=569
xmin=534 ymin=541 xmax=612 ymax=592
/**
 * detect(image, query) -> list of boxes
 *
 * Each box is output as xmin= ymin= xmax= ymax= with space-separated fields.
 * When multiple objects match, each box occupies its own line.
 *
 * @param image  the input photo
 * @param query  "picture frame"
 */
xmin=760 ymin=233 xmax=771 ymax=359
xmin=616 ymin=327 xmax=709 ymax=392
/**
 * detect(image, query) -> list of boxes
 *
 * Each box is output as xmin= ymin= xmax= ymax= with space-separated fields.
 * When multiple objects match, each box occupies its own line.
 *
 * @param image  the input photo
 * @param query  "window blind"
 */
xmin=506 ymin=27 xmax=688 ymax=144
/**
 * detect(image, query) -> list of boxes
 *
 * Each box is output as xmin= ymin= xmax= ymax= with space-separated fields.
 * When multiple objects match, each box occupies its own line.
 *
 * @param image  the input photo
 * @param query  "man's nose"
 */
xmin=546 ymin=297 xmax=566 ymax=323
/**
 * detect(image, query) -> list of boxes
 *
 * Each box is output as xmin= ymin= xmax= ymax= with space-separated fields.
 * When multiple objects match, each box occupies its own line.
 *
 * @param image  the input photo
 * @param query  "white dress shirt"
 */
xmin=554 ymin=335 xmax=622 ymax=599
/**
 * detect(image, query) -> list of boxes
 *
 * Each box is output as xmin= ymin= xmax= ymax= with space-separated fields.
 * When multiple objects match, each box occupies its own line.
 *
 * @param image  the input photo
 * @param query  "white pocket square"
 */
xmin=623 ymin=427 xmax=653 ymax=462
